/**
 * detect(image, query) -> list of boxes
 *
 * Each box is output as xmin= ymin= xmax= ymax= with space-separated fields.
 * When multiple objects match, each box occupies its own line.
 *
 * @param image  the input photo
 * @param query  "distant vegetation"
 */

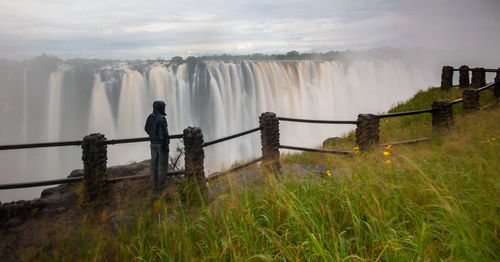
xmin=167 ymin=50 xmax=344 ymax=65
xmin=166 ymin=47 xmax=411 ymax=64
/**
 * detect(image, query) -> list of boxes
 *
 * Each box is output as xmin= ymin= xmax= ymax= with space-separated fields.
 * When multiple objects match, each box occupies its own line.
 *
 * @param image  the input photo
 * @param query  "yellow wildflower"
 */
xmin=492 ymin=137 xmax=497 ymax=141
xmin=327 ymin=170 xmax=332 ymax=177
xmin=385 ymin=119 xmax=388 ymax=123
xmin=354 ymin=145 xmax=359 ymax=150
xmin=385 ymin=160 xmax=391 ymax=164
xmin=384 ymin=144 xmax=392 ymax=150
xmin=353 ymin=173 xmax=358 ymax=178
xmin=383 ymin=151 xmax=391 ymax=156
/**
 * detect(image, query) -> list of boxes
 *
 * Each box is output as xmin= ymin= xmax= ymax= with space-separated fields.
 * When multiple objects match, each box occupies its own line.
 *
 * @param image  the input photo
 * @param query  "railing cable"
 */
xmin=0 ymin=134 xmax=183 ymax=151
xmin=378 ymin=109 xmax=434 ymax=119
xmin=279 ymin=145 xmax=354 ymax=155
xmin=278 ymin=117 xmax=357 ymax=124
xmin=203 ymin=127 xmax=261 ymax=147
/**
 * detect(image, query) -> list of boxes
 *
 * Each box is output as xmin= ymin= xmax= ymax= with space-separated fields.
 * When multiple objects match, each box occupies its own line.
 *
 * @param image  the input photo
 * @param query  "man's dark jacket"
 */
xmin=145 ymin=101 xmax=169 ymax=146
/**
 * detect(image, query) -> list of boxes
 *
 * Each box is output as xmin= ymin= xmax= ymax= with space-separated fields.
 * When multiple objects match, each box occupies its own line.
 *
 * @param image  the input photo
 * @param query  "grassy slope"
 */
xmin=39 ymin=88 xmax=499 ymax=261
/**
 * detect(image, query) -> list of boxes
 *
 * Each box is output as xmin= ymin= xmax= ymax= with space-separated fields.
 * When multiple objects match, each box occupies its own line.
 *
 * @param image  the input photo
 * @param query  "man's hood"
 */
xmin=153 ymin=100 xmax=166 ymax=116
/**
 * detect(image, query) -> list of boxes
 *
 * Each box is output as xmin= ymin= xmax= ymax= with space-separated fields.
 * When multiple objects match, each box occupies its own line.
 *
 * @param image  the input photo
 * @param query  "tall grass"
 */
xmin=38 ymin=88 xmax=499 ymax=261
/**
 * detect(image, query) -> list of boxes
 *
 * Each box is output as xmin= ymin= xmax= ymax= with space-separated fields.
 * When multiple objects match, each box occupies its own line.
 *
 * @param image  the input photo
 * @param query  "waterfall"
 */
xmin=0 ymin=56 xmax=441 ymax=201
xmin=117 ymin=70 xmax=147 ymax=139
xmin=47 ymin=71 xmax=65 ymax=140
xmin=88 ymin=73 xmax=117 ymax=137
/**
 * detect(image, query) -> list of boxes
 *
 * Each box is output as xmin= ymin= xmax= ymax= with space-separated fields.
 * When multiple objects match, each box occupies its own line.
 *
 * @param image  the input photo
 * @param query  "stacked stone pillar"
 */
xmin=462 ymin=89 xmax=479 ymax=112
xmin=259 ymin=112 xmax=280 ymax=174
xmin=471 ymin=67 xmax=486 ymax=89
xmin=183 ymin=127 xmax=207 ymax=193
xmin=441 ymin=66 xmax=453 ymax=91
xmin=81 ymin=133 xmax=107 ymax=201
xmin=458 ymin=65 xmax=470 ymax=88
xmin=494 ymin=68 xmax=500 ymax=101
xmin=431 ymin=100 xmax=453 ymax=131
xmin=355 ymin=114 xmax=380 ymax=150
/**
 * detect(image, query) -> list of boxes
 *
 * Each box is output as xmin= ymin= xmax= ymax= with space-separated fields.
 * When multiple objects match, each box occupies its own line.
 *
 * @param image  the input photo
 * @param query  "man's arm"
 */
xmin=159 ymin=117 xmax=170 ymax=145
xmin=145 ymin=115 xmax=153 ymax=136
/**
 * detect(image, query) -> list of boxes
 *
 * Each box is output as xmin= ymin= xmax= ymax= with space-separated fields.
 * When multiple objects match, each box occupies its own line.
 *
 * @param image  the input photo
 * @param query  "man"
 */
xmin=145 ymin=100 xmax=170 ymax=189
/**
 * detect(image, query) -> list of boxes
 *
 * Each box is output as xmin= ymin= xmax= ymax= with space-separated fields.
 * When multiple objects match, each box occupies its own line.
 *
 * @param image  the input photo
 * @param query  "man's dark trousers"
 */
xmin=150 ymin=143 xmax=169 ymax=189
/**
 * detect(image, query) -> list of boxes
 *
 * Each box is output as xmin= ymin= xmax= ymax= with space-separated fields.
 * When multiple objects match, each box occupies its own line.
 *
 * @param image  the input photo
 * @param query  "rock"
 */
xmin=41 ymin=187 xmax=57 ymax=199
xmin=55 ymin=207 xmax=66 ymax=214
xmin=322 ymin=137 xmax=340 ymax=147
xmin=22 ymin=201 xmax=32 ymax=209
xmin=68 ymin=169 xmax=84 ymax=178
xmin=107 ymin=161 xmax=149 ymax=178
xmin=31 ymin=198 xmax=48 ymax=208
xmin=5 ymin=217 xmax=24 ymax=228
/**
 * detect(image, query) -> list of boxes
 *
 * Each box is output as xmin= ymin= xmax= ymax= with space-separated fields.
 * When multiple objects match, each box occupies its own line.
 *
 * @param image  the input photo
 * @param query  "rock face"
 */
xmin=82 ymin=133 xmax=108 ymax=201
xmin=0 ymin=159 xmax=179 ymax=261
xmin=459 ymin=65 xmax=470 ymax=88
xmin=259 ymin=112 xmax=280 ymax=173
xmin=462 ymin=89 xmax=480 ymax=112
xmin=471 ymin=67 xmax=486 ymax=89
xmin=431 ymin=100 xmax=454 ymax=131
xmin=356 ymin=114 xmax=380 ymax=150
xmin=183 ymin=127 xmax=207 ymax=193
xmin=441 ymin=66 xmax=453 ymax=90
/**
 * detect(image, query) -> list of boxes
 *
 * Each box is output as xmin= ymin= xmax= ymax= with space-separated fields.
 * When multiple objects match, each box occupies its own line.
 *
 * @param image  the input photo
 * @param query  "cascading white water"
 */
xmin=47 ymin=71 xmax=65 ymax=140
xmin=117 ymin=70 xmax=148 ymax=139
xmin=88 ymin=73 xmax=117 ymax=137
xmin=0 ymin=56 xmax=442 ymax=202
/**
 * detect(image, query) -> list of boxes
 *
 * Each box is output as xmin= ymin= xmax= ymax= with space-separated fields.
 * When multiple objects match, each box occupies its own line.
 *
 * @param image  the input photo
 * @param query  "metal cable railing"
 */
xmin=203 ymin=127 xmax=261 ymax=147
xmin=378 ymin=109 xmax=434 ymax=118
xmin=278 ymin=117 xmax=358 ymax=124
xmin=279 ymin=145 xmax=354 ymax=155
xmin=0 ymin=134 xmax=183 ymax=151
xmin=206 ymin=157 xmax=263 ymax=182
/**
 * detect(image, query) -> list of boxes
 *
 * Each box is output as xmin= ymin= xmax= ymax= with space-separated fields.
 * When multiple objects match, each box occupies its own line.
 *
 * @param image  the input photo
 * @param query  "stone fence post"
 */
xmin=459 ymin=65 xmax=470 ymax=88
xmin=462 ymin=89 xmax=479 ymax=112
xmin=441 ymin=66 xmax=453 ymax=91
xmin=471 ymin=67 xmax=486 ymax=89
xmin=183 ymin=127 xmax=207 ymax=193
xmin=259 ymin=112 xmax=280 ymax=174
xmin=431 ymin=100 xmax=453 ymax=131
xmin=81 ymin=133 xmax=107 ymax=201
xmin=355 ymin=114 xmax=380 ymax=150
xmin=494 ymin=68 xmax=500 ymax=101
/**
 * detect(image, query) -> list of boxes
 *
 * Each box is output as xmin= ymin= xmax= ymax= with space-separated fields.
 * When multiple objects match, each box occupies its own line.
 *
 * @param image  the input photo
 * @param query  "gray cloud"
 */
xmin=0 ymin=0 xmax=499 ymax=59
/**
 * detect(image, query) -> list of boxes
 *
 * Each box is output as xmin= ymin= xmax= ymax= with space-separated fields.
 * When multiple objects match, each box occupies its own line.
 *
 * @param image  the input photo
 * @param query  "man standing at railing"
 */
xmin=145 ymin=100 xmax=170 ymax=190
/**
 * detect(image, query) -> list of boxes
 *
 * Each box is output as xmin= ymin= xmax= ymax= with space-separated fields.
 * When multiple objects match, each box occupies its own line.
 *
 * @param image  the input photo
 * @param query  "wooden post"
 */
xmin=471 ymin=67 xmax=486 ymax=89
xmin=355 ymin=114 xmax=380 ymax=150
xmin=81 ymin=133 xmax=107 ymax=201
xmin=462 ymin=89 xmax=479 ymax=112
xmin=259 ymin=112 xmax=280 ymax=174
xmin=183 ymin=127 xmax=207 ymax=194
xmin=441 ymin=66 xmax=453 ymax=91
xmin=459 ymin=65 xmax=470 ymax=88
xmin=431 ymin=100 xmax=453 ymax=131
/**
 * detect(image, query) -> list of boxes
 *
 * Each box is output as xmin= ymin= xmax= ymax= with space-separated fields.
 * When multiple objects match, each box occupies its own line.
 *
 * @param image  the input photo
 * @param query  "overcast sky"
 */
xmin=0 ymin=0 xmax=499 ymax=59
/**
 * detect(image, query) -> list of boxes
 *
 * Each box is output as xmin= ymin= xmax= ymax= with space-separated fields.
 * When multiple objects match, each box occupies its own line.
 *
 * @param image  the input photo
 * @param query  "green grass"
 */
xmin=37 ymin=87 xmax=499 ymax=261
